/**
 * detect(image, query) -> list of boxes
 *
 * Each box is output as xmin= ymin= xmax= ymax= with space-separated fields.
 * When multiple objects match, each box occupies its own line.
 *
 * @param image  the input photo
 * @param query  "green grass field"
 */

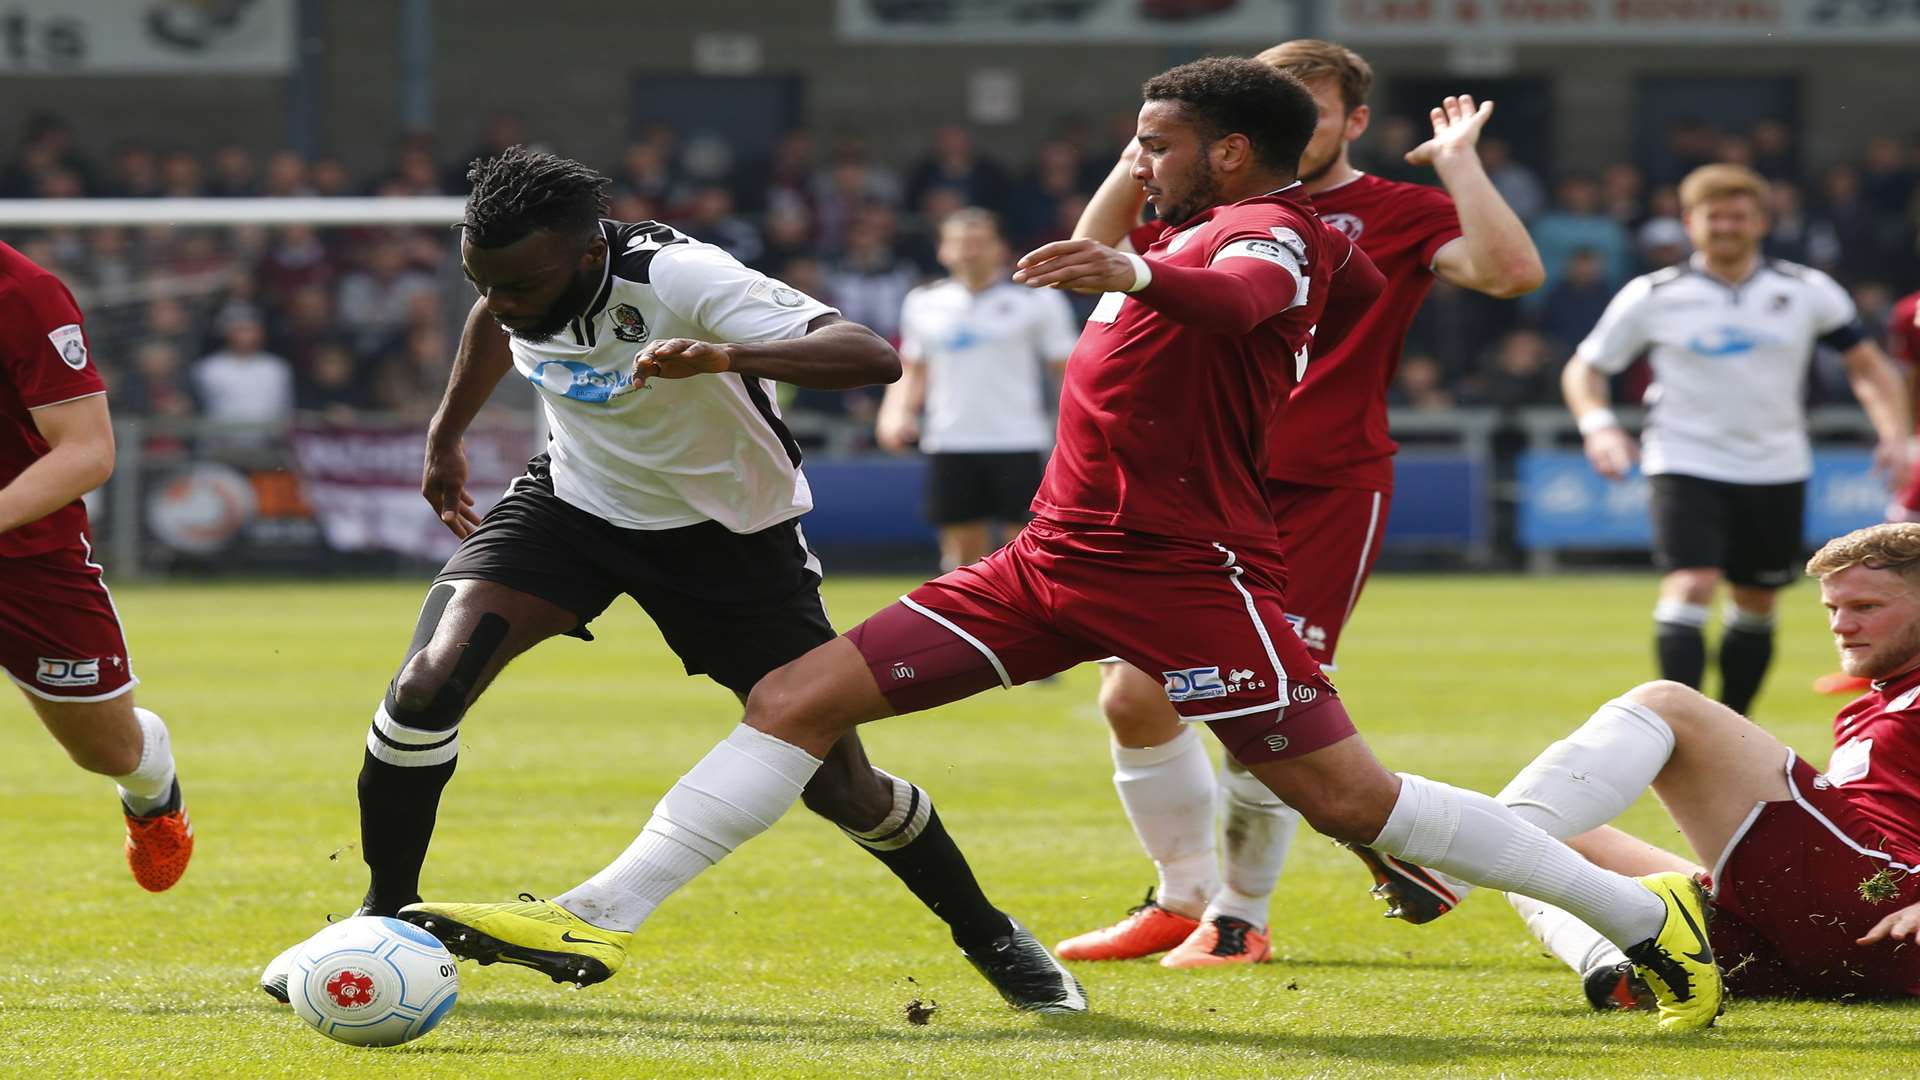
xmin=2 ymin=573 xmax=1915 ymax=1078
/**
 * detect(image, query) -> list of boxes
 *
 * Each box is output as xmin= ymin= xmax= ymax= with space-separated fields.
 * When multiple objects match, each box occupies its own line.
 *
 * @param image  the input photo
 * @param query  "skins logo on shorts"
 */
xmin=36 ymin=657 xmax=101 ymax=687
xmin=890 ymin=662 xmax=916 ymax=681
xmin=1291 ymin=684 xmax=1318 ymax=704
xmin=1162 ymin=666 xmax=1226 ymax=702
xmin=47 ymin=323 xmax=88 ymax=369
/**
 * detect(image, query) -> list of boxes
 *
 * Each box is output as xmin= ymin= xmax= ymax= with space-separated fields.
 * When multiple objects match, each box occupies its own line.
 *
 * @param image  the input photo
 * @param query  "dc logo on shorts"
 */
xmin=36 ymin=657 xmax=100 ymax=687
xmin=1162 ymin=666 xmax=1226 ymax=702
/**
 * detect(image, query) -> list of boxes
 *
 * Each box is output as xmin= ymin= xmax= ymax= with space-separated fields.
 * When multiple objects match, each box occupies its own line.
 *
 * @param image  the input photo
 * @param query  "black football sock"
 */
xmin=357 ymin=751 xmax=455 ymax=915
xmin=841 ymin=773 xmax=1014 ymax=949
xmin=1718 ymin=615 xmax=1775 ymax=716
xmin=1652 ymin=600 xmax=1708 ymax=689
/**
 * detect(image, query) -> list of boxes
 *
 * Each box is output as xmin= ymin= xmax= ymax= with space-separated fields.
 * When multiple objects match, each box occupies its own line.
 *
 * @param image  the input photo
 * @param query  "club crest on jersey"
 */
xmin=1321 ymin=213 xmax=1363 ymax=241
xmin=36 ymin=657 xmax=100 ymax=687
xmin=1163 ymin=666 xmax=1226 ymax=702
xmin=47 ymin=323 xmax=88 ymax=369
xmin=609 ymin=303 xmax=649 ymax=343
xmin=529 ymin=359 xmax=634 ymax=403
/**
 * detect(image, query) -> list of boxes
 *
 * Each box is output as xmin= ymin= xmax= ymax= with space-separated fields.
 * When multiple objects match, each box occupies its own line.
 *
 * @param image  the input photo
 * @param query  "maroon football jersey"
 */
xmin=1266 ymin=174 xmax=1462 ymax=492
xmin=1033 ymin=185 xmax=1372 ymax=548
xmin=0 ymin=242 xmax=104 ymax=558
xmin=1827 ymin=665 xmax=1920 ymax=859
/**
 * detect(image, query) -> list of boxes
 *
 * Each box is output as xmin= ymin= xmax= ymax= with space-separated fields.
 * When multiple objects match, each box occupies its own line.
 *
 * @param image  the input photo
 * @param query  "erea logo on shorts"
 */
xmin=36 ymin=657 xmax=101 ymax=687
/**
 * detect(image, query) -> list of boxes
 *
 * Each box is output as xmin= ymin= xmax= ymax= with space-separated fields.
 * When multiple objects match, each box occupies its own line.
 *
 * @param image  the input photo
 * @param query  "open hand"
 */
xmin=1013 ymin=239 xmax=1137 ymax=294
xmin=1857 ymin=900 xmax=1920 ymax=947
xmin=1583 ymin=426 xmax=1639 ymax=480
xmin=1406 ymin=95 xmax=1494 ymax=167
xmin=422 ymin=441 xmax=483 ymax=539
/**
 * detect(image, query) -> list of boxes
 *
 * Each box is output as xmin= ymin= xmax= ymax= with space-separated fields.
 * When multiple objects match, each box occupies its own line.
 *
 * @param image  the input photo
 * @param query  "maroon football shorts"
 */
xmin=843 ymin=518 xmax=1354 ymax=765
xmin=0 ymin=536 xmax=137 ymax=702
xmin=1266 ymin=481 xmax=1391 ymax=669
xmin=1707 ymin=751 xmax=1920 ymax=999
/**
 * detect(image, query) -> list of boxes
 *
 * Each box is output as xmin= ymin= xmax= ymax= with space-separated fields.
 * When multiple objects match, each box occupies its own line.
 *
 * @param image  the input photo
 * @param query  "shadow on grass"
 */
xmin=450 ymin=997 xmax=1920 ymax=1062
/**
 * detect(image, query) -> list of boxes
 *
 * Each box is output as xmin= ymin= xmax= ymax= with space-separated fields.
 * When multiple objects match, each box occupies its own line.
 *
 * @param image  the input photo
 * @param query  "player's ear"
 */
xmin=1345 ymin=104 xmax=1370 ymax=142
xmin=1216 ymin=133 xmax=1253 ymax=174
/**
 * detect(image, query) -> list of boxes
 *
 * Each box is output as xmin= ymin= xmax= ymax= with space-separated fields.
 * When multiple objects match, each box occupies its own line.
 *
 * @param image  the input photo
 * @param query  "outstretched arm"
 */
xmin=1013 ymin=238 xmax=1308 ymax=338
xmin=632 ymin=314 xmax=900 ymax=391
xmin=1419 ymin=95 xmax=1545 ymax=299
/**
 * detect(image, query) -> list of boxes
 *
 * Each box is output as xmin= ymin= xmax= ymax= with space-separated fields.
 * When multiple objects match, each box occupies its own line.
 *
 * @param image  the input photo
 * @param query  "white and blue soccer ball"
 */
xmin=289 ymin=916 xmax=459 ymax=1047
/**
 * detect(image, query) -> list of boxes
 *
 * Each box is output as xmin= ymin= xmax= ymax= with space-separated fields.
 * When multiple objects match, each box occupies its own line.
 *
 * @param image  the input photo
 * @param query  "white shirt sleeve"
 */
xmin=1034 ymin=287 xmax=1081 ymax=360
xmin=1574 ymin=275 xmax=1656 ymax=374
xmin=1807 ymin=268 xmax=1859 ymax=336
xmin=650 ymin=242 xmax=837 ymax=343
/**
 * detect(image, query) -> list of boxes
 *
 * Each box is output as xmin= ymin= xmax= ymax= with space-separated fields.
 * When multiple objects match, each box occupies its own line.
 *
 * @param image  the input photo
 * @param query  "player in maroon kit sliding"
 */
xmin=1059 ymin=39 xmax=1544 ymax=968
xmin=0 ymin=241 xmax=192 ymax=891
xmin=1360 ymin=521 xmax=1920 ymax=1004
xmin=405 ymin=59 xmax=1723 ymax=1030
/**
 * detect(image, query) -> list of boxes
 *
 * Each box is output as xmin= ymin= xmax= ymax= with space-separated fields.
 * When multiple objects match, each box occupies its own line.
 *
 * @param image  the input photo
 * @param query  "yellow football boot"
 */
xmin=1622 ymin=872 xmax=1724 ymax=1031
xmin=400 ymin=894 xmax=631 ymax=986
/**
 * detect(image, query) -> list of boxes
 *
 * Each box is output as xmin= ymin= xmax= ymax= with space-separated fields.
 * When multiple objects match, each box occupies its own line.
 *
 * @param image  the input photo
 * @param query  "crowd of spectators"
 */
xmin=4 ymin=107 xmax=1919 ymax=441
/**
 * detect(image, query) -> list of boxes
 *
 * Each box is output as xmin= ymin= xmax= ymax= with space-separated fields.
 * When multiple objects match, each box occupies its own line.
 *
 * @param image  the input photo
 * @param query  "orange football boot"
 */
xmin=124 ymin=781 xmax=193 ymax=892
xmin=1054 ymin=889 xmax=1200 ymax=961
xmin=1160 ymin=915 xmax=1271 ymax=967
xmin=1812 ymin=672 xmax=1872 ymax=696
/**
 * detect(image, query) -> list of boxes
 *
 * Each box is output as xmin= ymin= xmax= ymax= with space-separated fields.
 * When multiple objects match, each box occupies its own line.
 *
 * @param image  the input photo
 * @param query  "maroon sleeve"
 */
xmin=1315 ymin=232 xmax=1387 ymax=354
xmin=0 ymin=273 xmax=105 ymax=408
xmin=1134 ymin=256 xmax=1303 ymax=337
xmin=1412 ymin=186 xmax=1465 ymax=269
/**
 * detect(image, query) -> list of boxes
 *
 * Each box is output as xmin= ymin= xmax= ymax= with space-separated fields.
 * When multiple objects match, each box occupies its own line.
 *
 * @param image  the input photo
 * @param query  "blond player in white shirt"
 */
xmin=878 ymin=208 xmax=1077 ymax=569
xmin=1561 ymin=163 xmax=1909 ymax=718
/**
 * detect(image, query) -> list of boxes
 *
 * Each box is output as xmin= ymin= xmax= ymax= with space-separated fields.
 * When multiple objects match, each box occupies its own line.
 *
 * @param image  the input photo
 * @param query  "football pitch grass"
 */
xmin=2 ymin=573 xmax=1915 ymax=1078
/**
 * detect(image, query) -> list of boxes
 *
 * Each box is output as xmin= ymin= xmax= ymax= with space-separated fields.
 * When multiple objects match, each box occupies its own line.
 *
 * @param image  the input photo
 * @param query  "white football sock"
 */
xmin=1424 ymin=696 xmax=1677 ymax=910
xmin=1112 ymin=726 xmax=1220 ymax=918
xmin=557 ymin=724 xmax=822 ymax=931
xmin=1204 ymin=761 xmax=1299 ymax=928
xmin=1508 ymin=892 xmax=1627 ymax=976
xmin=114 ymin=707 xmax=177 ymax=816
xmin=1372 ymin=774 xmax=1666 ymax=948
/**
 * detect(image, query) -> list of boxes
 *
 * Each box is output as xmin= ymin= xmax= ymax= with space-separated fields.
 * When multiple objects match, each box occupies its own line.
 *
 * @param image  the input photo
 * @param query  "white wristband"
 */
xmin=1122 ymin=253 xmax=1153 ymax=293
xmin=1577 ymin=409 xmax=1622 ymax=436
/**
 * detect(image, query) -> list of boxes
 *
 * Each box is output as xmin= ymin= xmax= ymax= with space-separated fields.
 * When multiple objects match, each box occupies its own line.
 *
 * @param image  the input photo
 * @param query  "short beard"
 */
xmin=504 ymin=260 xmax=599 ymax=344
xmin=1298 ymin=151 xmax=1337 ymax=185
xmin=1152 ymin=157 xmax=1220 ymax=227
xmin=1841 ymin=619 xmax=1920 ymax=680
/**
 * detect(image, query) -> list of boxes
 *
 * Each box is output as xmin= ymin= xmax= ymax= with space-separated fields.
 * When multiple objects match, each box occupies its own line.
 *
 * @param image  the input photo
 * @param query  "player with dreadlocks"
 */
xmin=260 ymin=146 xmax=1086 ymax=1013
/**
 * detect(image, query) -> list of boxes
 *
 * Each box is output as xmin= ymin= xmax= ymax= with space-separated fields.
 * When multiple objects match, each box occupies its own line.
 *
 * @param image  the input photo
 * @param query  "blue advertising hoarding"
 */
xmin=1517 ymin=450 xmax=1888 ymax=550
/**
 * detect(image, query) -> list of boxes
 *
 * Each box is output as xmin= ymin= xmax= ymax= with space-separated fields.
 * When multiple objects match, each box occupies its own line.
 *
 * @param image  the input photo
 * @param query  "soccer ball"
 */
xmin=288 ymin=916 xmax=459 ymax=1047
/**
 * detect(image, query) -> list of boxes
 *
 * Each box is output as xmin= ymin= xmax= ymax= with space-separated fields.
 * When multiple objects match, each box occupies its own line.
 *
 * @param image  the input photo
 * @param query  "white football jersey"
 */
xmin=507 ymin=219 xmax=835 ymax=532
xmin=1576 ymin=255 xmax=1863 ymax=484
xmin=898 ymin=279 xmax=1078 ymax=453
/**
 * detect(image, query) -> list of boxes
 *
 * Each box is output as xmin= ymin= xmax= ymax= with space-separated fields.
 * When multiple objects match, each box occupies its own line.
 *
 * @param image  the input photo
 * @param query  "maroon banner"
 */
xmin=290 ymin=424 xmax=535 ymax=562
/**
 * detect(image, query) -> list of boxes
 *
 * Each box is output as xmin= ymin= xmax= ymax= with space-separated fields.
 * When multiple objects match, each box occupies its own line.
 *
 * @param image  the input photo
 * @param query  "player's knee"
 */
xmin=387 ymin=656 xmax=449 ymax=718
xmin=743 ymin=663 xmax=815 ymax=741
xmin=1282 ymin=770 xmax=1394 ymax=844
xmin=1099 ymin=669 xmax=1180 ymax=744
xmin=1623 ymin=679 xmax=1709 ymax=722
